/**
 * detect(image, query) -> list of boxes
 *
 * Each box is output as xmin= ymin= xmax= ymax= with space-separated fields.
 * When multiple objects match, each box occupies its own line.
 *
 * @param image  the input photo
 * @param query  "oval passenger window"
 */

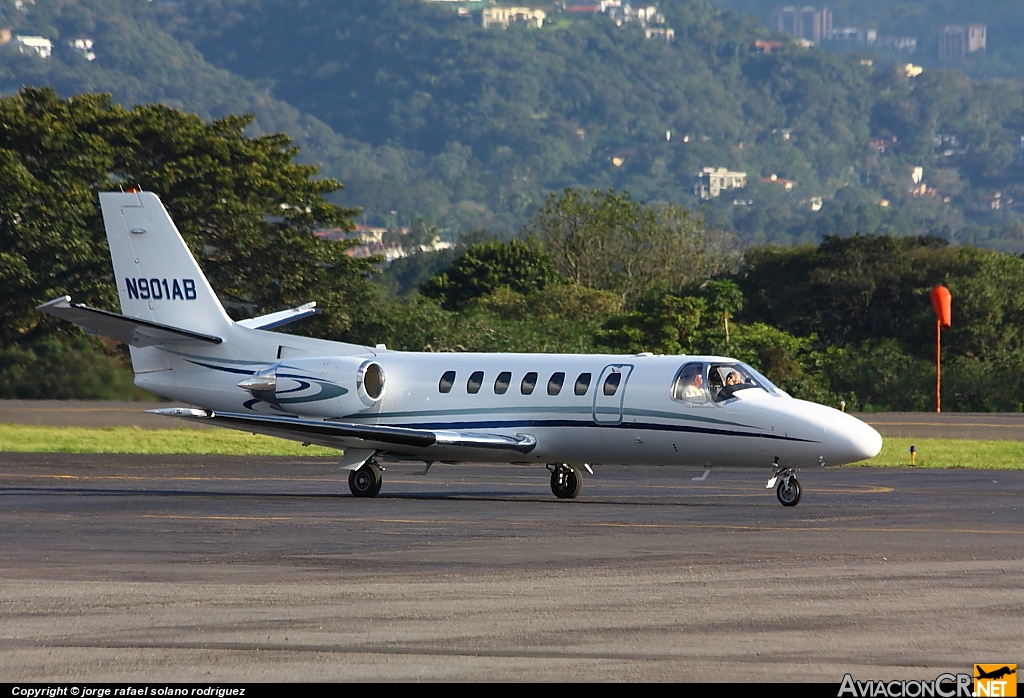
xmin=467 ymin=371 xmax=484 ymax=394
xmin=494 ymin=371 xmax=512 ymax=395
xmin=603 ymin=372 xmax=622 ymax=396
xmin=574 ymin=373 xmax=592 ymax=395
xmin=547 ymin=372 xmax=565 ymax=396
xmin=521 ymin=372 xmax=538 ymax=395
xmin=439 ymin=371 xmax=456 ymax=394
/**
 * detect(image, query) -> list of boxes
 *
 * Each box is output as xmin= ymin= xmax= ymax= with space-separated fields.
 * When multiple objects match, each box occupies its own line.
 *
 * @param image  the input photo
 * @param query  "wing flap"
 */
xmin=149 ymin=408 xmax=537 ymax=454
xmin=37 ymin=296 xmax=222 ymax=346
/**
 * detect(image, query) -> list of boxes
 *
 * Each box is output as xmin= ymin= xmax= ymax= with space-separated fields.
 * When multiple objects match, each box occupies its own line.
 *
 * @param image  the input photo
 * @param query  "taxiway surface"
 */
xmin=1 ymin=453 xmax=1021 ymax=681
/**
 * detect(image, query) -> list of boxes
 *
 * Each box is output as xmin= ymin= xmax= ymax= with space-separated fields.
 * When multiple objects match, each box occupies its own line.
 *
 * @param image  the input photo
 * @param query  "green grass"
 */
xmin=2 ymin=424 xmax=1023 ymax=468
xmin=0 ymin=424 xmax=340 ymax=456
xmin=859 ymin=437 xmax=1024 ymax=469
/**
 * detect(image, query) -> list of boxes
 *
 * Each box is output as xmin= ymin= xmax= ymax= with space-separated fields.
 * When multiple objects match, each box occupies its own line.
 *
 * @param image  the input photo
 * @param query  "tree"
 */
xmin=531 ymin=189 xmax=726 ymax=306
xmin=0 ymin=87 xmax=371 ymax=354
xmin=702 ymin=278 xmax=743 ymax=347
xmin=421 ymin=238 xmax=561 ymax=311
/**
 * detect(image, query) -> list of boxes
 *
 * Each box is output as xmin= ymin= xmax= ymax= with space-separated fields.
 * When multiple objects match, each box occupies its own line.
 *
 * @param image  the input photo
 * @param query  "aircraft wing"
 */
xmin=150 ymin=408 xmax=538 ymax=455
xmin=37 ymin=296 xmax=222 ymax=347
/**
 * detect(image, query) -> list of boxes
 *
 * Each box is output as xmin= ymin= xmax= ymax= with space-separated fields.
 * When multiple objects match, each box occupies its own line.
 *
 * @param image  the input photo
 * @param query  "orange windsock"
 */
xmin=930 ymin=286 xmax=951 ymax=328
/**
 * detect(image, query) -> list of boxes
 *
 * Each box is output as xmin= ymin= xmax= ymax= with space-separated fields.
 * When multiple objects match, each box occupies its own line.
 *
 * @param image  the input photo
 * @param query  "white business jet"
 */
xmin=38 ymin=192 xmax=882 ymax=506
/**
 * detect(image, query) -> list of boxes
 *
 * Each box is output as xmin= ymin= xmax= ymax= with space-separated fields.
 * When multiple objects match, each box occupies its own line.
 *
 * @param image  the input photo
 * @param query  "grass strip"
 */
xmin=0 ymin=423 xmax=339 ymax=456
xmin=858 ymin=437 xmax=1024 ymax=469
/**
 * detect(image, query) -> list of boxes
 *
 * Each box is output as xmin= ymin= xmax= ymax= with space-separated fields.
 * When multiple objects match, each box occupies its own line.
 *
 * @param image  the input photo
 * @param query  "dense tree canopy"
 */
xmin=0 ymin=87 xmax=370 ymax=348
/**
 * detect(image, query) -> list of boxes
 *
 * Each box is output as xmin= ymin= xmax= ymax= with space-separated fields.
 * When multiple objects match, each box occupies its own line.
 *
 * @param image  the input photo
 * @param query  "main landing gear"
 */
xmin=349 ymin=459 xmax=383 ymax=497
xmin=767 ymin=462 xmax=801 ymax=507
xmin=548 ymin=463 xmax=582 ymax=499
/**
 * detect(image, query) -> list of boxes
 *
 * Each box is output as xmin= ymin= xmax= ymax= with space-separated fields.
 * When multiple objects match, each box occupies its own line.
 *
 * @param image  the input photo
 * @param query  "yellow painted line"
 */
xmin=0 ymin=407 xmax=155 ymax=412
xmin=867 ymin=422 xmax=1024 ymax=428
xmin=0 ymin=473 xmax=339 ymax=482
xmin=138 ymin=511 xmax=290 ymax=515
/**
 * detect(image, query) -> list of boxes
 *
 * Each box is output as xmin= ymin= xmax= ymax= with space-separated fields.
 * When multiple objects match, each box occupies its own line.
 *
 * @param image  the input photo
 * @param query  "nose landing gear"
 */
xmin=548 ymin=463 xmax=582 ymax=499
xmin=767 ymin=460 xmax=802 ymax=507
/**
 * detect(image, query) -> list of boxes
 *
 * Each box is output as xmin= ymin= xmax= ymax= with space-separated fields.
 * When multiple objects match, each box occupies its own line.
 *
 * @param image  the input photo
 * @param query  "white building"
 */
xmin=14 ymin=35 xmax=52 ymax=58
xmin=70 ymin=38 xmax=96 ymax=61
xmin=482 ymin=7 xmax=546 ymax=29
xmin=695 ymin=167 xmax=747 ymax=200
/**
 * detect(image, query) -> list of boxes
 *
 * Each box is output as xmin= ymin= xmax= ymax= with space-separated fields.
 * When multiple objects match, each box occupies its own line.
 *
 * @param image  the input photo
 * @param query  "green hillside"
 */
xmin=2 ymin=0 xmax=1023 ymax=246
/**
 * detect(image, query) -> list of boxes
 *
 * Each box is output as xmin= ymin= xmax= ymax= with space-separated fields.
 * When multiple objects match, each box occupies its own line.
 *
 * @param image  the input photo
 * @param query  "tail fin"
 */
xmin=99 ymin=191 xmax=233 ymax=338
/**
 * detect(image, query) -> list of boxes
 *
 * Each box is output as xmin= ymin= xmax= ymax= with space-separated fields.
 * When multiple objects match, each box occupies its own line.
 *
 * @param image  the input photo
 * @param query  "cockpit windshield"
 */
xmin=706 ymin=362 xmax=776 ymax=402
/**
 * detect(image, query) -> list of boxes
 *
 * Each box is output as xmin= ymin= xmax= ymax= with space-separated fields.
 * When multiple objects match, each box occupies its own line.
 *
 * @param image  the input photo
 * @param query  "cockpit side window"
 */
xmin=670 ymin=362 xmax=708 ymax=404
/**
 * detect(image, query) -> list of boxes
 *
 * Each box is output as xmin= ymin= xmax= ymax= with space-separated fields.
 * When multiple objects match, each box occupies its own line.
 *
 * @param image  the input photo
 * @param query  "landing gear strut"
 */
xmin=548 ymin=463 xmax=582 ymax=499
xmin=349 ymin=460 xmax=383 ymax=497
xmin=767 ymin=464 xmax=801 ymax=507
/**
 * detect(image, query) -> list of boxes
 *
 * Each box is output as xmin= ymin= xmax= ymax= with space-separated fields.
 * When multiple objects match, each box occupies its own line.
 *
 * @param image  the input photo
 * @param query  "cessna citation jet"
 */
xmin=39 ymin=192 xmax=882 ymax=506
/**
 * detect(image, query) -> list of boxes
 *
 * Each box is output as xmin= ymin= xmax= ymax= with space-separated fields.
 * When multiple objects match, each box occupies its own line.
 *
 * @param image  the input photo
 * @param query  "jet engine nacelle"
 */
xmin=237 ymin=356 xmax=386 ymax=418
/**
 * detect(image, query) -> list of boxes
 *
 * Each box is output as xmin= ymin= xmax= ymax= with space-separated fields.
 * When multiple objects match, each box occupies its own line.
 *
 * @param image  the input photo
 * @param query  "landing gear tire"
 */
xmin=349 ymin=461 xmax=383 ymax=498
xmin=550 ymin=464 xmax=582 ymax=499
xmin=776 ymin=476 xmax=802 ymax=507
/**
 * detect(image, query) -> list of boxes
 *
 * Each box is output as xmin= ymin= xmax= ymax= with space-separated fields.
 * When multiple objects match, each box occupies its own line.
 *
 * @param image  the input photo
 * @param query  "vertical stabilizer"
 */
xmin=99 ymin=191 xmax=234 ymax=338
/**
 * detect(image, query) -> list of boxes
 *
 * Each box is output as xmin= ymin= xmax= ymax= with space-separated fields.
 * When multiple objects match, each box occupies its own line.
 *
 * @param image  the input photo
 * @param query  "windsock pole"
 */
xmin=935 ymin=318 xmax=941 ymax=413
xmin=929 ymin=286 xmax=952 ymax=414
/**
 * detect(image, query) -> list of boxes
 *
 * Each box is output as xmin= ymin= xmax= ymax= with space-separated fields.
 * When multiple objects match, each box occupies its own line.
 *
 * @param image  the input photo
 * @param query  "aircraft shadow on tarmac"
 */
xmin=0 ymin=484 xmax=761 ymax=507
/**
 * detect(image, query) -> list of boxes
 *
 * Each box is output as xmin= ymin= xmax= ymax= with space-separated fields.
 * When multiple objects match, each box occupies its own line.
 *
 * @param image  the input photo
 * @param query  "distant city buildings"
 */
xmin=695 ymin=167 xmax=747 ymax=200
xmin=470 ymin=2 xmax=674 ymax=40
xmin=939 ymin=25 xmax=986 ymax=60
xmin=481 ymin=6 xmax=547 ymax=29
xmin=773 ymin=6 xmax=832 ymax=44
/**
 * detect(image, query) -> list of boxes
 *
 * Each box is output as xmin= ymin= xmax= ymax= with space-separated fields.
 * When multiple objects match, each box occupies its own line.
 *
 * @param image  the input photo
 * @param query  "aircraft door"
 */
xmin=593 ymin=364 xmax=633 ymax=425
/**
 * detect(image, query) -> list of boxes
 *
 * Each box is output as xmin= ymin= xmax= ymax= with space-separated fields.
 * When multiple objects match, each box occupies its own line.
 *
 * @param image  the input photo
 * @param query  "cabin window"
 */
xmin=574 ymin=372 xmax=592 ymax=396
xmin=603 ymin=372 xmax=622 ymax=396
xmin=521 ymin=372 xmax=538 ymax=395
xmin=547 ymin=372 xmax=565 ymax=396
xmin=467 ymin=371 xmax=484 ymax=394
xmin=439 ymin=371 xmax=456 ymax=394
xmin=671 ymin=362 xmax=708 ymax=404
xmin=494 ymin=371 xmax=512 ymax=395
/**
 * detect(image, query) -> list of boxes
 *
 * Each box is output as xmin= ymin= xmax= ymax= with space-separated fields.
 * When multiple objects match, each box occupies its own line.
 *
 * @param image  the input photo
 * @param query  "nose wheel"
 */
xmin=349 ymin=460 xmax=383 ymax=497
xmin=549 ymin=463 xmax=582 ymax=499
xmin=775 ymin=475 xmax=802 ymax=506
xmin=767 ymin=465 xmax=802 ymax=507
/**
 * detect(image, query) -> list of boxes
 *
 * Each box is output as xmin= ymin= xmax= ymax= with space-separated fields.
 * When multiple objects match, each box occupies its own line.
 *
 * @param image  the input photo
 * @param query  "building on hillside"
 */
xmin=773 ymin=6 xmax=832 ymax=44
xmin=939 ymin=24 xmax=986 ymax=59
xmin=482 ymin=6 xmax=546 ymax=29
xmin=695 ymin=167 xmax=747 ymax=200
xmin=762 ymin=173 xmax=796 ymax=191
xmin=751 ymin=40 xmax=784 ymax=53
xmin=69 ymin=38 xmax=96 ymax=61
xmin=644 ymin=27 xmax=674 ymax=41
xmin=14 ymin=35 xmax=52 ymax=58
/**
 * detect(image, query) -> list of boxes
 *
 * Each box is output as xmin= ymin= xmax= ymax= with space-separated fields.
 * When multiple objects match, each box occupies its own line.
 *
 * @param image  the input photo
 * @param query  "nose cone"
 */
xmin=826 ymin=413 xmax=883 ymax=465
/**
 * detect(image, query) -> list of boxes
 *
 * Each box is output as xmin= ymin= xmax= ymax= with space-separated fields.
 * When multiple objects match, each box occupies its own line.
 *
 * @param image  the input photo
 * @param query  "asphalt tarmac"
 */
xmin=1 ymin=452 xmax=1022 ymax=682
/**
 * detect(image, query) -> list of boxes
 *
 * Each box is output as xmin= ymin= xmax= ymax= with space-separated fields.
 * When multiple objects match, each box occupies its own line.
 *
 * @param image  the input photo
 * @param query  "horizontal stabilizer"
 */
xmin=150 ymin=408 xmax=537 ymax=454
xmin=237 ymin=302 xmax=319 ymax=330
xmin=37 ymin=296 xmax=222 ymax=347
